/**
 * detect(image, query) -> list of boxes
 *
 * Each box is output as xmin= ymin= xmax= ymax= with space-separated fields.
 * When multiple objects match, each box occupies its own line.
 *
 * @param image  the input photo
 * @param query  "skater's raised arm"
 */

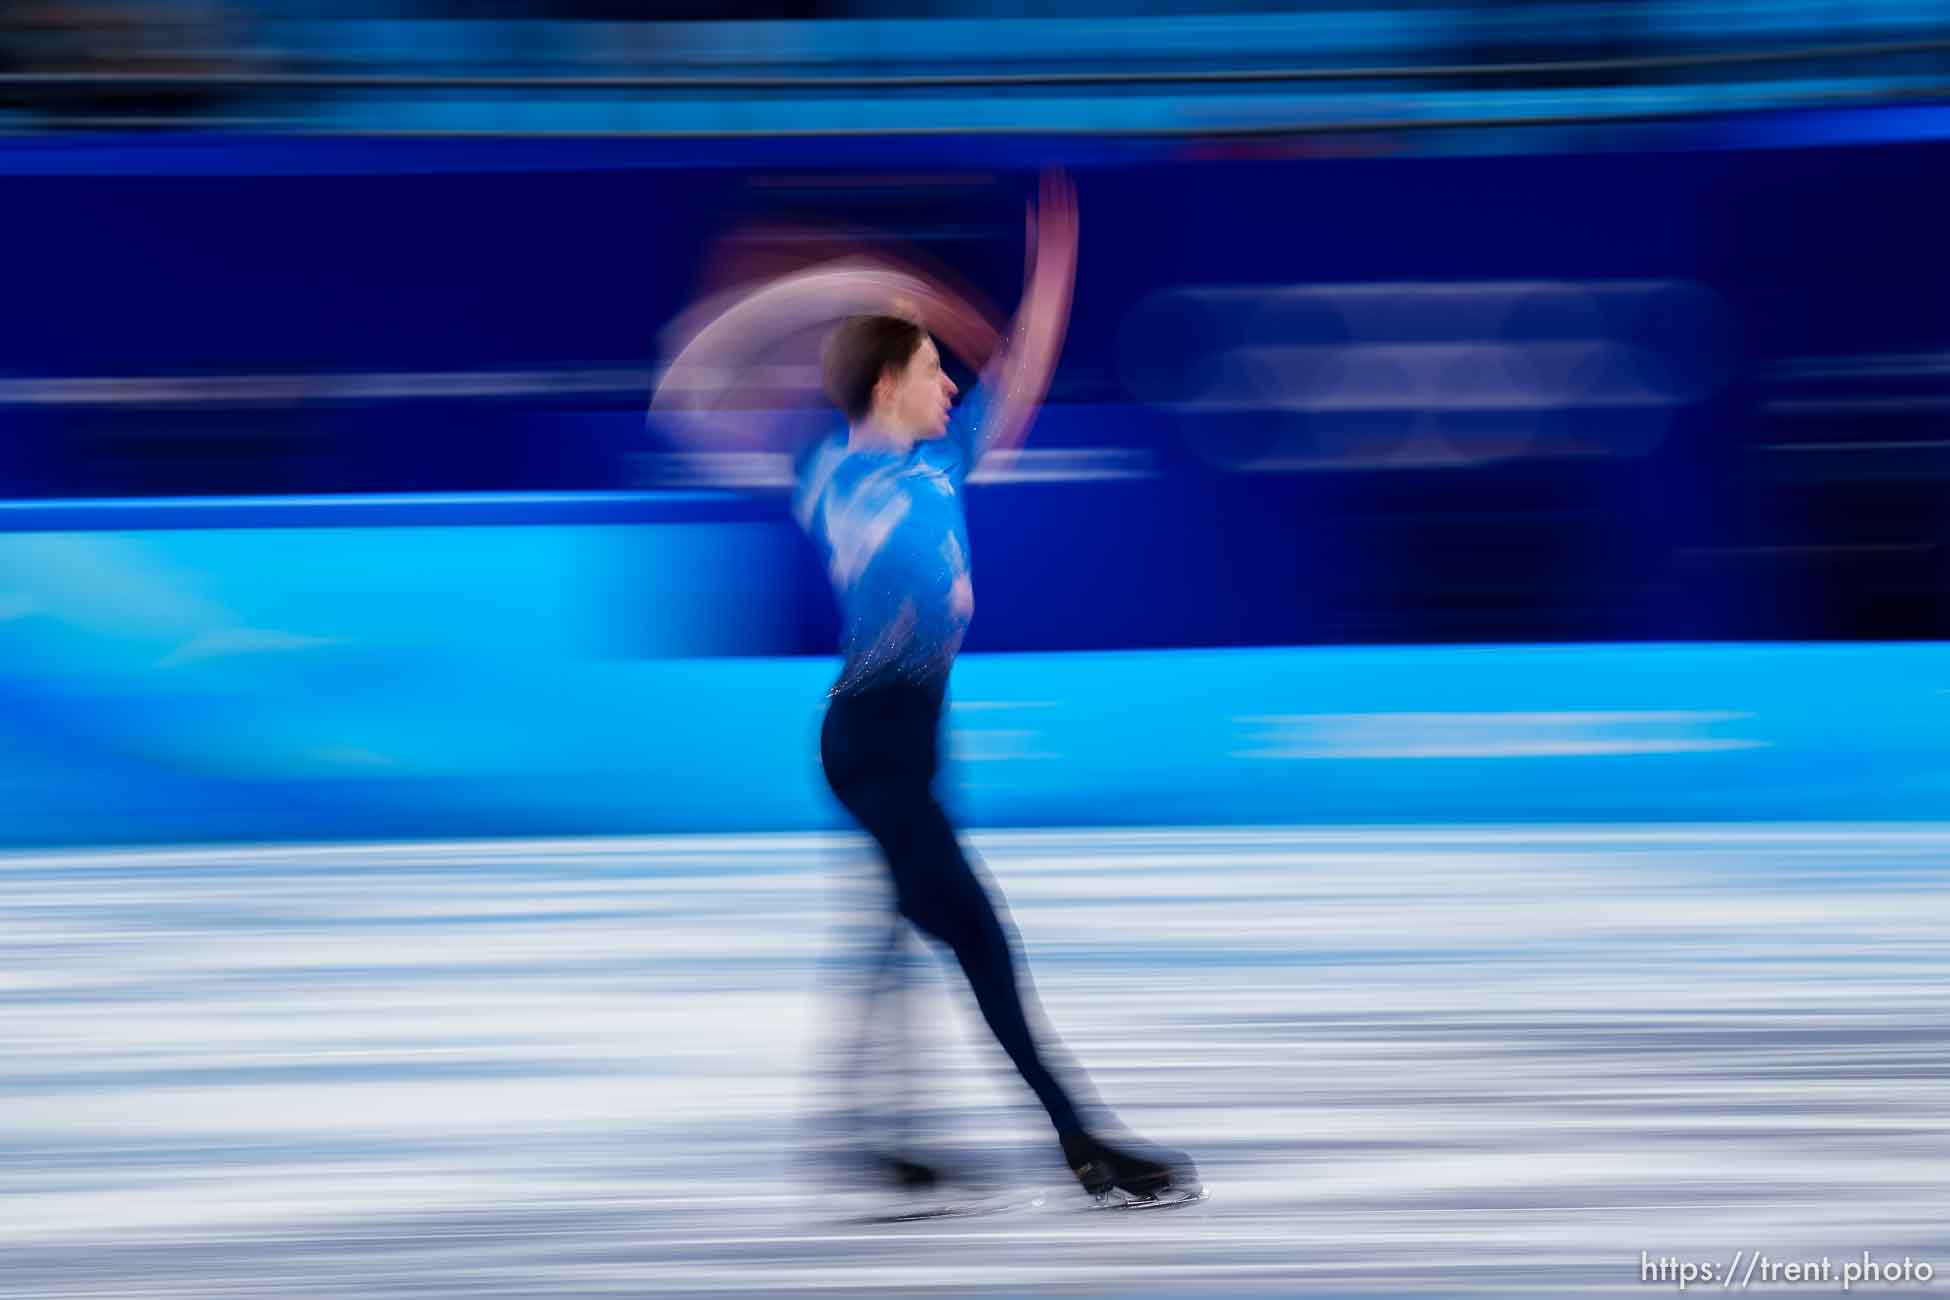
xmin=958 ymin=169 xmax=1079 ymax=474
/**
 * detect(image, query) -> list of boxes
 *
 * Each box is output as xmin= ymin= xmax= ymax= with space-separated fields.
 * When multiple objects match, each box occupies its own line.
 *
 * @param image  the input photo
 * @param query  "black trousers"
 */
xmin=820 ymin=680 xmax=1086 ymax=1139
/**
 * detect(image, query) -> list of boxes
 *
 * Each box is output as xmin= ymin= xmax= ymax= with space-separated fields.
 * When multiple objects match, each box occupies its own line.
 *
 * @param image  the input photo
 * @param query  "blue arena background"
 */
xmin=1 ymin=109 xmax=1945 ymax=845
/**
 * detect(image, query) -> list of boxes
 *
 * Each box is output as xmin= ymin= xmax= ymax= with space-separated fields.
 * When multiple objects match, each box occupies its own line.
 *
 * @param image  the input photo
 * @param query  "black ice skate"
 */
xmin=1061 ymin=1131 xmax=1208 ymax=1210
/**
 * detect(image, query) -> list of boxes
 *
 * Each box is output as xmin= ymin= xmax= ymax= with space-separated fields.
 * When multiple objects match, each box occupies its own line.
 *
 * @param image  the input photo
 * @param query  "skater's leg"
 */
xmin=833 ymin=775 xmax=1087 ymax=1140
xmin=841 ymin=910 xmax=913 ymax=1150
xmin=818 ymin=685 xmax=1195 ymax=1197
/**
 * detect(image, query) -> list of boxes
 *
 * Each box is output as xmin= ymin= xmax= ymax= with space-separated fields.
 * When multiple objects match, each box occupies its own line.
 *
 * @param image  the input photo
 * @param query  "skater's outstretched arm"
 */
xmin=957 ymin=168 xmax=1079 ymax=475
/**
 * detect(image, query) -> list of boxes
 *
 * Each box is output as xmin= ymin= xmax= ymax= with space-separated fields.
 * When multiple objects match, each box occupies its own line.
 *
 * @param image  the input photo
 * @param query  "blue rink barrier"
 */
xmin=1 ymin=497 xmax=1944 ymax=845
xmin=2 ymin=600 xmax=1946 ymax=846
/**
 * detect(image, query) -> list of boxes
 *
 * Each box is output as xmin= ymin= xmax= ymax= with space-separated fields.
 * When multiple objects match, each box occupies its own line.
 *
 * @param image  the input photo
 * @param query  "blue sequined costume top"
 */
xmin=792 ymin=385 xmax=994 ymax=698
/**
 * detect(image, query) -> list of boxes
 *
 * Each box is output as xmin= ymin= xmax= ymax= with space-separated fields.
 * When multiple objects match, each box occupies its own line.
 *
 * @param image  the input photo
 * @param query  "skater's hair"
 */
xmin=822 ymin=314 xmax=925 ymax=423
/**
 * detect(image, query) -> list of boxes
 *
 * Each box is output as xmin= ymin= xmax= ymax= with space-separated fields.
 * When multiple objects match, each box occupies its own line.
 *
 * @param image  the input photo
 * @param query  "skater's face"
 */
xmin=874 ymin=334 xmax=957 ymax=440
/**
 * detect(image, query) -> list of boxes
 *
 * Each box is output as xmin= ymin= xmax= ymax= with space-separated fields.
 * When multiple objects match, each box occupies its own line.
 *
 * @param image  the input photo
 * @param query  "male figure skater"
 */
xmin=795 ymin=172 xmax=1199 ymax=1206
xmin=656 ymin=171 xmax=1197 ymax=1206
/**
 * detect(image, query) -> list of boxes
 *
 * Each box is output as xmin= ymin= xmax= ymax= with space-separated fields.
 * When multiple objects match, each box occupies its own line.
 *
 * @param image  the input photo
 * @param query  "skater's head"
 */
xmin=823 ymin=314 xmax=958 ymax=443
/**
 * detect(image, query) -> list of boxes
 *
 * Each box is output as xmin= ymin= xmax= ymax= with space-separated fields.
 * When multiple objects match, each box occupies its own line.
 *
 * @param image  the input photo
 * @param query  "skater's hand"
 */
xmin=974 ymin=168 xmax=1080 ymax=470
xmin=1024 ymin=167 xmax=1079 ymax=300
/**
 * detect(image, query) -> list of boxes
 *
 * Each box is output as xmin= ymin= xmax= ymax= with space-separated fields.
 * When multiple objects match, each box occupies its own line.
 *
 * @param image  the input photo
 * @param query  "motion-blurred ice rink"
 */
xmin=5 ymin=826 xmax=1948 ymax=1297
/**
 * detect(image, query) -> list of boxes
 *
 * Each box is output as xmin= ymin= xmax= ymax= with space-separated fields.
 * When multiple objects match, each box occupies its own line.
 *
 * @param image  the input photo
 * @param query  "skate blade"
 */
xmin=1086 ymin=1183 xmax=1210 ymax=1211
